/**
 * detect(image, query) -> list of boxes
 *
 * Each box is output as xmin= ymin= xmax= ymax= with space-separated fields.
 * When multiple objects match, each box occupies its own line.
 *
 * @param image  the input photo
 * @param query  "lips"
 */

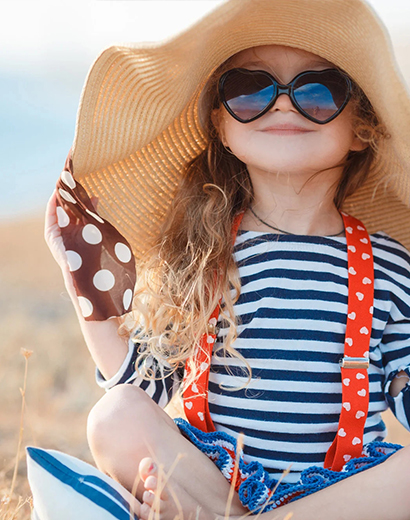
xmin=261 ymin=124 xmax=312 ymax=132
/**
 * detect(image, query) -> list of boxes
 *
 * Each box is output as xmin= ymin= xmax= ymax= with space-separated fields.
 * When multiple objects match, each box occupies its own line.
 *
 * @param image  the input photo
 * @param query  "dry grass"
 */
xmin=1 ymin=213 xmax=410 ymax=520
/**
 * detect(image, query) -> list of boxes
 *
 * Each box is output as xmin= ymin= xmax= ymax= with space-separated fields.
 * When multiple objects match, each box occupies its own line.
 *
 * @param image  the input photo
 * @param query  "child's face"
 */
xmin=212 ymin=45 xmax=367 ymax=180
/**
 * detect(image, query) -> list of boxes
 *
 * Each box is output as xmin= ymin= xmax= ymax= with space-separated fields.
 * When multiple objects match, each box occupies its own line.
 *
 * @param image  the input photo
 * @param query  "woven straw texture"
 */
xmin=70 ymin=0 xmax=410 ymax=258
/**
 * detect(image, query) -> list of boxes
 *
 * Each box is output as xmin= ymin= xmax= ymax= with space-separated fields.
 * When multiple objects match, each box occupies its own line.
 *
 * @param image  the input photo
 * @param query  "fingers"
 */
xmin=44 ymin=189 xmax=57 ymax=230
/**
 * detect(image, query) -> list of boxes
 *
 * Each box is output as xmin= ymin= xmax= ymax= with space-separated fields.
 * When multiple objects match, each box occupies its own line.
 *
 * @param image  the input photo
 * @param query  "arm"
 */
xmin=45 ymin=188 xmax=129 ymax=381
xmin=389 ymin=370 xmax=410 ymax=398
xmin=61 ymin=267 xmax=129 ymax=381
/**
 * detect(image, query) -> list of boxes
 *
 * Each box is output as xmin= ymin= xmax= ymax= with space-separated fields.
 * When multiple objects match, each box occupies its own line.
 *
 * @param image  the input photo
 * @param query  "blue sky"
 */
xmin=1 ymin=0 xmax=409 ymax=221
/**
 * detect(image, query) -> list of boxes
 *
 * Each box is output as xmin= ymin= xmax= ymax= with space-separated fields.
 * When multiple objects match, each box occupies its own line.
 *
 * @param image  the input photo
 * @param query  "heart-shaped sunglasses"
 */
xmin=218 ymin=67 xmax=353 ymax=125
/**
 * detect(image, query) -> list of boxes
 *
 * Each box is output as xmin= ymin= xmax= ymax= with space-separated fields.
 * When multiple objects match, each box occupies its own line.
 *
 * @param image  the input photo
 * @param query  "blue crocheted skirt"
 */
xmin=174 ymin=418 xmax=403 ymax=513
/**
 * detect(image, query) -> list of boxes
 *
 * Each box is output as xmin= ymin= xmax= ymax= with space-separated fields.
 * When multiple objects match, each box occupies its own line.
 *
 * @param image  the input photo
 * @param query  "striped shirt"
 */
xmin=96 ymin=229 xmax=410 ymax=483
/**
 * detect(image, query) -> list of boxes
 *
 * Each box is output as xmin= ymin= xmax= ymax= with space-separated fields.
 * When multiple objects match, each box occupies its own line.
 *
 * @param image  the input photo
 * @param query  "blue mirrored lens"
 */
xmin=293 ymin=73 xmax=346 ymax=121
xmin=223 ymin=70 xmax=275 ymax=120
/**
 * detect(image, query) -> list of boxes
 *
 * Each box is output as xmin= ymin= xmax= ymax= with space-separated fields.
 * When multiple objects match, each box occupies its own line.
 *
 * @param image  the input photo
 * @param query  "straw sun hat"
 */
xmin=56 ymin=0 xmax=410 ymax=320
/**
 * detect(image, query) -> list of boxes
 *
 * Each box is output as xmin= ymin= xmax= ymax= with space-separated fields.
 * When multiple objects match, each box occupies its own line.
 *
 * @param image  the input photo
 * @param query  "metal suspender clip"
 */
xmin=339 ymin=356 xmax=370 ymax=369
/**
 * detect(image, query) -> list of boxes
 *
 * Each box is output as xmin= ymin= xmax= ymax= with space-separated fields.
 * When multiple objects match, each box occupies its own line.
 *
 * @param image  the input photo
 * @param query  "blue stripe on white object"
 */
xmin=26 ymin=447 xmax=139 ymax=520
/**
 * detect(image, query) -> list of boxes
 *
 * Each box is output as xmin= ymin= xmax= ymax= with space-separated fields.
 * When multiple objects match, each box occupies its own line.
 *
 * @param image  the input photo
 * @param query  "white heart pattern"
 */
xmin=360 ymin=326 xmax=369 ymax=335
xmin=362 ymin=277 xmax=372 ymax=285
xmin=356 ymin=373 xmax=365 ymax=380
xmin=357 ymin=225 xmax=365 ymax=231
xmin=206 ymin=335 xmax=215 ymax=344
xmin=352 ymin=437 xmax=361 ymax=445
xmin=356 ymin=411 xmax=365 ymax=419
xmin=342 ymin=402 xmax=351 ymax=411
xmin=348 ymin=245 xmax=356 ymax=252
xmin=343 ymin=454 xmax=352 ymax=462
xmin=185 ymin=401 xmax=193 ymax=409
xmin=363 ymin=351 xmax=369 ymax=358
xmin=362 ymin=253 xmax=370 ymax=260
xmin=346 ymin=227 xmax=353 ymax=234
xmin=360 ymin=238 xmax=368 ymax=244
xmin=356 ymin=292 xmax=364 ymax=301
xmin=348 ymin=312 xmax=356 ymax=320
xmin=208 ymin=317 xmax=217 ymax=326
xmin=197 ymin=412 xmax=204 ymax=421
xmin=200 ymin=362 xmax=209 ymax=372
xmin=345 ymin=338 xmax=353 ymax=346
xmin=348 ymin=267 xmax=357 ymax=275
xmin=343 ymin=378 xmax=350 ymax=386
xmin=357 ymin=389 xmax=366 ymax=397
xmin=192 ymin=383 xmax=199 ymax=393
xmin=338 ymin=428 xmax=347 ymax=437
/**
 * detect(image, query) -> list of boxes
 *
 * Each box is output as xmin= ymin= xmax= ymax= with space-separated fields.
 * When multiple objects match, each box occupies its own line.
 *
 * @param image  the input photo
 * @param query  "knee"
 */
xmin=87 ymin=384 xmax=159 ymax=455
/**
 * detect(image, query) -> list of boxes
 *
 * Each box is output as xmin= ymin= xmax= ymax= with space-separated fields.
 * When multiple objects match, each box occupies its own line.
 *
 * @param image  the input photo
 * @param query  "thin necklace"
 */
xmin=249 ymin=206 xmax=345 ymax=237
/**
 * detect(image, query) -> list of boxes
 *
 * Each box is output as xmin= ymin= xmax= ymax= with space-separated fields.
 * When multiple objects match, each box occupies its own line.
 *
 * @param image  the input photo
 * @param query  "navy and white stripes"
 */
xmin=96 ymin=229 xmax=410 ymax=482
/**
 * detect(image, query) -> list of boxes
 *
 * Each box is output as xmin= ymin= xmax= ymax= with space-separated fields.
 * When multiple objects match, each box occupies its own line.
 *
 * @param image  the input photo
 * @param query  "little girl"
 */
xmin=45 ymin=0 xmax=410 ymax=519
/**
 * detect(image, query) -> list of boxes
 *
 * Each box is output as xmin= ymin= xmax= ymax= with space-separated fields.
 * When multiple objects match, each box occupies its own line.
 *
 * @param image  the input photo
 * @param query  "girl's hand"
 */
xmin=44 ymin=189 xmax=70 ymax=274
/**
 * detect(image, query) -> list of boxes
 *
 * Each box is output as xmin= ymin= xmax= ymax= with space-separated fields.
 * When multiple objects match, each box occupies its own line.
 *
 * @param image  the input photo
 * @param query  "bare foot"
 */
xmin=138 ymin=457 xmax=213 ymax=520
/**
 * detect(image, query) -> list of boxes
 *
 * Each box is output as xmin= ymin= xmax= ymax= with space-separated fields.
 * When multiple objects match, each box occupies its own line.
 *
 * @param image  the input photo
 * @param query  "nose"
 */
xmin=268 ymin=92 xmax=295 ymax=113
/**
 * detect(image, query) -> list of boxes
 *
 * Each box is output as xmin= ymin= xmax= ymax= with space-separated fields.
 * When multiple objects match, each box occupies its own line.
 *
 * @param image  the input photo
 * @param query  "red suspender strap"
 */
xmin=183 ymin=211 xmax=245 ymax=431
xmin=323 ymin=212 xmax=373 ymax=471
xmin=183 ymin=211 xmax=374 ymax=473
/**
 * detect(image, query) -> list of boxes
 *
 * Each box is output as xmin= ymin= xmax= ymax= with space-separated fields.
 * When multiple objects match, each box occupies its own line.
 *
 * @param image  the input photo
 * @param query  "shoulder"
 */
xmin=370 ymin=231 xmax=410 ymax=282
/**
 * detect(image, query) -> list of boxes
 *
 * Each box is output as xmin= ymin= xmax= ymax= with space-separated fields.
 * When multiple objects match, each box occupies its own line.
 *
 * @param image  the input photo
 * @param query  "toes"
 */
xmin=139 ymin=501 xmax=152 ymax=520
xmin=145 ymin=475 xmax=169 ymax=501
xmin=139 ymin=457 xmax=157 ymax=482
xmin=142 ymin=490 xmax=155 ymax=507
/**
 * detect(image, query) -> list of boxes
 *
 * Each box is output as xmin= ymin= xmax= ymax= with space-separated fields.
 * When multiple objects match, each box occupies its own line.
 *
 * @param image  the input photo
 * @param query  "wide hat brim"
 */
xmin=69 ymin=0 xmax=410 ymax=258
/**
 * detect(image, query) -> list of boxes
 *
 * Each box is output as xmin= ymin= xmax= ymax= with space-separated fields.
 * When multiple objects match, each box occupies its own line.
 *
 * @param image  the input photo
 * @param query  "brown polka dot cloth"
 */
xmin=55 ymin=152 xmax=136 ymax=321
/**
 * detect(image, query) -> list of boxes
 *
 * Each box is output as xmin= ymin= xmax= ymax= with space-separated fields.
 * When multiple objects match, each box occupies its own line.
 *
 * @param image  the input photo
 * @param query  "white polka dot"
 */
xmin=86 ymin=208 xmax=104 ymax=224
xmin=61 ymin=170 xmax=76 ymax=189
xmin=93 ymin=269 xmax=115 ymax=291
xmin=82 ymin=224 xmax=102 ymax=244
xmin=66 ymin=250 xmax=82 ymax=271
xmin=78 ymin=296 xmax=93 ymax=318
xmin=115 ymin=243 xmax=132 ymax=263
xmin=123 ymin=288 xmax=133 ymax=310
xmin=56 ymin=206 xmax=70 ymax=228
xmin=59 ymin=188 xmax=76 ymax=204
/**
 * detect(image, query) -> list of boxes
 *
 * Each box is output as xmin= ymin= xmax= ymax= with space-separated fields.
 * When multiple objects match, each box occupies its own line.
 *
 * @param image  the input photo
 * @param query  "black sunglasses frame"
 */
xmin=218 ymin=67 xmax=353 ymax=125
